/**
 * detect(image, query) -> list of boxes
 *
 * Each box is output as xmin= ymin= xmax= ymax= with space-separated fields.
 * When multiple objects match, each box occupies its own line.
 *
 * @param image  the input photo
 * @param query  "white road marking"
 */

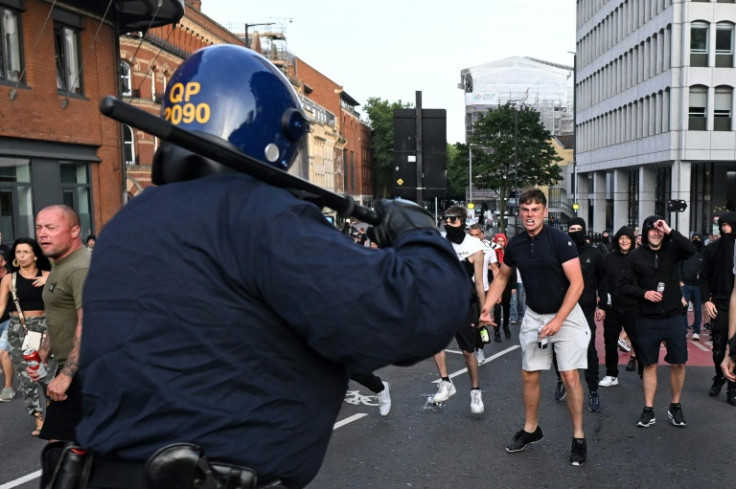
xmin=433 ymin=345 xmax=520 ymax=383
xmin=0 ymin=470 xmax=41 ymax=489
xmin=333 ymin=413 xmax=368 ymax=430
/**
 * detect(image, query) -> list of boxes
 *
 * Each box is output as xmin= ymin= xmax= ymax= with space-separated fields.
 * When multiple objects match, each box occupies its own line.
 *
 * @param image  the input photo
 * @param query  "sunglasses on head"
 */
xmin=443 ymin=215 xmax=461 ymax=223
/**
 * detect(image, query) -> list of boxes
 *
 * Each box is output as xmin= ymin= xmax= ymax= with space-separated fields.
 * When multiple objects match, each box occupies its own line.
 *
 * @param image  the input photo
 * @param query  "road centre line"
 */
xmin=433 ymin=345 xmax=520 ymax=383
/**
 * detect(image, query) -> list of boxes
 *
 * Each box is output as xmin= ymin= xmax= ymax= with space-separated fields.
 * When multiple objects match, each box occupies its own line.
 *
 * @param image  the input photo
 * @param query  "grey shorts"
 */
xmin=519 ymin=304 xmax=590 ymax=372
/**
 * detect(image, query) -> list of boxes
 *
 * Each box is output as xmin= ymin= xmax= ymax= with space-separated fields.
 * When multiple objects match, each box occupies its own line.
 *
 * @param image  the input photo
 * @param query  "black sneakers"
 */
xmin=554 ymin=380 xmax=566 ymax=402
xmin=569 ymin=438 xmax=587 ymax=466
xmin=625 ymin=357 xmax=637 ymax=372
xmin=709 ymin=376 xmax=727 ymax=397
xmin=506 ymin=426 xmax=543 ymax=453
xmin=667 ymin=403 xmax=686 ymax=427
xmin=636 ymin=407 xmax=656 ymax=428
xmin=727 ymin=384 xmax=736 ymax=406
xmin=587 ymin=390 xmax=601 ymax=413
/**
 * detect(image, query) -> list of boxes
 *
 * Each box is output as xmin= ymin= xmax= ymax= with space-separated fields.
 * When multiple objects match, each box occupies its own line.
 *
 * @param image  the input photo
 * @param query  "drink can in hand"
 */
xmin=23 ymin=349 xmax=48 ymax=379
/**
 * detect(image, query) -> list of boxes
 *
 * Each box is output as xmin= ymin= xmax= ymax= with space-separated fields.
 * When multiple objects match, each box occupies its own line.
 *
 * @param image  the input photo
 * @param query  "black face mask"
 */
xmin=445 ymin=225 xmax=466 ymax=244
xmin=568 ymin=230 xmax=586 ymax=250
xmin=692 ymin=239 xmax=702 ymax=249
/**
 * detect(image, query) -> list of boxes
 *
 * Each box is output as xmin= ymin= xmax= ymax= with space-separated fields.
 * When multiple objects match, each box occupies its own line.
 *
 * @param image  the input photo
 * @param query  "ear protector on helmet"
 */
xmin=154 ymin=44 xmax=308 ymax=184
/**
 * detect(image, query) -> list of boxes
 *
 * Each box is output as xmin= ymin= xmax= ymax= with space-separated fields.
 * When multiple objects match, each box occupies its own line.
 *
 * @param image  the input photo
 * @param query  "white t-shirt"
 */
xmin=451 ymin=235 xmax=487 ymax=290
xmin=478 ymin=239 xmax=498 ymax=291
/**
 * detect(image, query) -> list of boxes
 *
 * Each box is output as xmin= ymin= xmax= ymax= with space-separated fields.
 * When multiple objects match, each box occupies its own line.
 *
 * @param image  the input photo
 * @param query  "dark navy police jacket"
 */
xmin=76 ymin=174 xmax=470 ymax=489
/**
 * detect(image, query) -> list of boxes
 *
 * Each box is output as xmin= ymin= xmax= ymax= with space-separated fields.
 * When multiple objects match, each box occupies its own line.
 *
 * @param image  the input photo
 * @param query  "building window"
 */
xmin=54 ymin=23 xmax=82 ymax=94
xmin=0 ymin=5 xmax=23 ymax=83
xmin=690 ymin=21 xmax=709 ymax=67
xmin=120 ymin=61 xmax=132 ymax=96
xmin=123 ymin=125 xmax=136 ymax=165
xmin=689 ymin=86 xmax=707 ymax=130
xmin=716 ymin=22 xmax=734 ymax=67
xmin=0 ymin=157 xmax=33 ymax=241
xmin=714 ymin=86 xmax=732 ymax=131
xmin=60 ymin=162 xmax=92 ymax=238
xmin=628 ymin=170 xmax=639 ymax=228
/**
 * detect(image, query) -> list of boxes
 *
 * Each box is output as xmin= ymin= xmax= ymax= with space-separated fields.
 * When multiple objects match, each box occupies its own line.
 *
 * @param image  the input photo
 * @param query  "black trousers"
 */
xmin=711 ymin=306 xmax=729 ymax=380
xmin=602 ymin=308 xmax=639 ymax=377
xmin=492 ymin=285 xmax=513 ymax=330
xmin=349 ymin=372 xmax=384 ymax=393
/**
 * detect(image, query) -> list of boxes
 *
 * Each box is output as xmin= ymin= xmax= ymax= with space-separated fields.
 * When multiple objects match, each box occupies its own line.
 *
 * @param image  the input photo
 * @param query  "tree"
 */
xmin=362 ymin=97 xmax=412 ymax=198
xmin=446 ymin=143 xmax=468 ymax=201
xmin=452 ymin=103 xmax=563 ymax=234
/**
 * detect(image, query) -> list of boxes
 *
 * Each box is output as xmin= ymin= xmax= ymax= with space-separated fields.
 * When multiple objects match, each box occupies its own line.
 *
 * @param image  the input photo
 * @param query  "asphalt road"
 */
xmin=1 ymin=320 xmax=733 ymax=489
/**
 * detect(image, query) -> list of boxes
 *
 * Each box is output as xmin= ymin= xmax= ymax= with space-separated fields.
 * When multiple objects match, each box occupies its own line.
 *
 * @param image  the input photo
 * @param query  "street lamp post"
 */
xmin=572 ymin=54 xmax=578 ymax=216
xmin=244 ymin=22 xmax=275 ymax=47
xmin=468 ymin=144 xmax=473 ymax=204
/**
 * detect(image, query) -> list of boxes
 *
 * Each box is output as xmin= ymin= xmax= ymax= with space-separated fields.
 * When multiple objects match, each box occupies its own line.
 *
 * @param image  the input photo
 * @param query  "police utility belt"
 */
xmin=46 ymin=443 xmax=287 ymax=489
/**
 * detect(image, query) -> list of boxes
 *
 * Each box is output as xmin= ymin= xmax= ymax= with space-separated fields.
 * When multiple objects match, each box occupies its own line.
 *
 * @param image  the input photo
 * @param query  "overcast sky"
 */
xmin=201 ymin=0 xmax=576 ymax=143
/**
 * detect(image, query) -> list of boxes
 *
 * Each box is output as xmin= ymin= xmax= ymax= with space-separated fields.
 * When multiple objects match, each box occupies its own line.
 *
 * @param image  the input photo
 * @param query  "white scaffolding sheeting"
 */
xmin=460 ymin=56 xmax=574 ymax=136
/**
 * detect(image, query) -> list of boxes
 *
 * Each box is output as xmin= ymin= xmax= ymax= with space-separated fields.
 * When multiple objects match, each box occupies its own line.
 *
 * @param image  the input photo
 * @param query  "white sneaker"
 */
xmin=598 ymin=376 xmax=619 ymax=387
xmin=692 ymin=333 xmax=700 ymax=341
xmin=377 ymin=381 xmax=391 ymax=416
xmin=475 ymin=349 xmax=486 ymax=364
xmin=470 ymin=389 xmax=484 ymax=414
xmin=432 ymin=380 xmax=456 ymax=403
xmin=617 ymin=337 xmax=631 ymax=352
xmin=0 ymin=387 xmax=14 ymax=402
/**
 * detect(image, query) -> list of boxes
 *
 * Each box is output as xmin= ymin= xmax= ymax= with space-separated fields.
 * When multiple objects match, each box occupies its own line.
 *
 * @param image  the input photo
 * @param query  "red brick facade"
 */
xmin=0 ymin=0 xmax=372 ymax=240
xmin=0 ymin=0 xmax=123 ymax=238
xmin=292 ymin=57 xmax=373 ymax=204
xmin=122 ymin=2 xmax=245 ymax=195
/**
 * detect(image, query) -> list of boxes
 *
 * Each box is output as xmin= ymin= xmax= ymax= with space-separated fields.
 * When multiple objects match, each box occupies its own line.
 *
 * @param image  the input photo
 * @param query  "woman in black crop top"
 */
xmin=0 ymin=238 xmax=51 ymax=436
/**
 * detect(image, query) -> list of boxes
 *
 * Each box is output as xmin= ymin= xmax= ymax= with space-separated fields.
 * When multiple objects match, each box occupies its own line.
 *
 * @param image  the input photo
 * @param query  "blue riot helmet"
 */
xmin=152 ymin=44 xmax=308 ymax=185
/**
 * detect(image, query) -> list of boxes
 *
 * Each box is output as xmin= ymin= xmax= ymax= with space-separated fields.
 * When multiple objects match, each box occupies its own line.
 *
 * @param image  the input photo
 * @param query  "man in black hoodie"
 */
xmin=601 ymin=226 xmax=641 ymax=386
xmin=699 ymin=212 xmax=736 ymax=406
xmin=619 ymin=215 xmax=695 ymax=428
xmin=680 ymin=233 xmax=705 ymax=340
xmin=554 ymin=217 xmax=607 ymax=413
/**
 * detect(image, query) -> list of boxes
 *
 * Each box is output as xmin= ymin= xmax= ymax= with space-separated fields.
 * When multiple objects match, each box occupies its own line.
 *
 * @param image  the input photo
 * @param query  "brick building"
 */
xmin=0 ymin=0 xmax=183 ymax=240
xmin=121 ymin=0 xmax=245 ymax=195
xmin=291 ymin=57 xmax=373 ymax=207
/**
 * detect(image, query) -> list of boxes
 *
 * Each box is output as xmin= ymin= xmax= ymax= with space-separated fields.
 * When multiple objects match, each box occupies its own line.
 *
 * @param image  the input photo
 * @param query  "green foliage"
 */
xmin=448 ymin=103 xmax=563 ymax=232
xmin=363 ymin=97 xmax=413 ymax=198
xmin=446 ymin=143 xmax=468 ymax=201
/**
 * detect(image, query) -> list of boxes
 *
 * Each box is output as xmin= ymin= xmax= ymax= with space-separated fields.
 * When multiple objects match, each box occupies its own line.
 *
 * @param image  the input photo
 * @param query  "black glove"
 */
xmin=367 ymin=199 xmax=437 ymax=247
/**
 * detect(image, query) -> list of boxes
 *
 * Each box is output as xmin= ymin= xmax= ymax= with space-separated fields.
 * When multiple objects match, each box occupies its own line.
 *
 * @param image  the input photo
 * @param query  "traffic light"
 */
xmin=667 ymin=200 xmax=688 ymax=213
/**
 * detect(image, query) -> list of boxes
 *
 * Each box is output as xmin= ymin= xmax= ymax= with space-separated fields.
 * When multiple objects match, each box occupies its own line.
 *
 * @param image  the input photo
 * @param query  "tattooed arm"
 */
xmin=45 ymin=308 xmax=83 ymax=401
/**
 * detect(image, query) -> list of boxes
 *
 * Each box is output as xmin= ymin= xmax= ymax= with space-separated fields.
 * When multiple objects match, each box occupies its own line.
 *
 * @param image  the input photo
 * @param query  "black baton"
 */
xmin=99 ymin=96 xmax=380 ymax=225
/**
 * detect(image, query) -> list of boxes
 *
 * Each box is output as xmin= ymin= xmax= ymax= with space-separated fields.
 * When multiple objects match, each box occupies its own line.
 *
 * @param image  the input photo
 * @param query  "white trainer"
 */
xmin=692 ymin=333 xmax=700 ymax=341
xmin=617 ymin=337 xmax=631 ymax=352
xmin=599 ymin=376 xmax=619 ymax=387
xmin=476 ymin=349 xmax=486 ymax=364
xmin=432 ymin=380 xmax=456 ymax=403
xmin=377 ymin=381 xmax=391 ymax=416
xmin=470 ymin=389 xmax=484 ymax=414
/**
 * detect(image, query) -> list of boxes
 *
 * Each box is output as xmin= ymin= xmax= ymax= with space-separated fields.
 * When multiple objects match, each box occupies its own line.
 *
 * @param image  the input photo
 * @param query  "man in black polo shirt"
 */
xmin=481 ymin=188 xmax=589 ymax=466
